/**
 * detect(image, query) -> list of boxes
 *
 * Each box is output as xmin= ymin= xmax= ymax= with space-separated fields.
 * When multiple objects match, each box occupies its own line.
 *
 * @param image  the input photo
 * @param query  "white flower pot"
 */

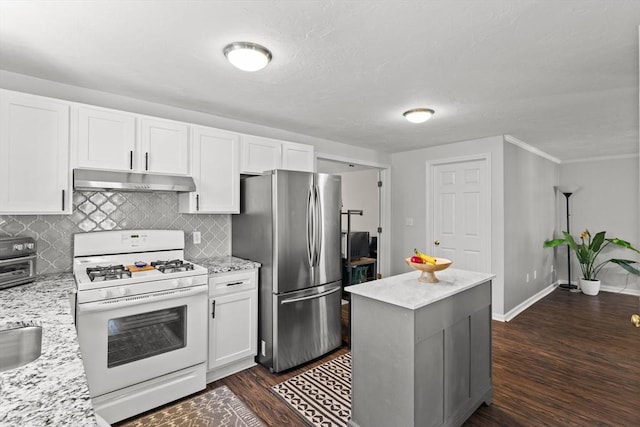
xmin=580 ymin=278 xmax=601 ymax=296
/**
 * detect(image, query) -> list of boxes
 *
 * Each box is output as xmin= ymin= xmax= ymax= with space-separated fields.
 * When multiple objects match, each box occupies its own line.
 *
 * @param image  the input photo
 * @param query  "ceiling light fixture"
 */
xmin=223 ymin=42 xmax=272 ymax=72
xmin=403 ymin=108 xmax=435 ymax=123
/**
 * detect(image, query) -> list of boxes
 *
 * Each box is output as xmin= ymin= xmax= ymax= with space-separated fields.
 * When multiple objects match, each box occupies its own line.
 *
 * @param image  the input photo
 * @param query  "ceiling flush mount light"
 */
xmin=403 ymin=108 xmax=435 ymax=123
xmin=223 ymin=42 xmax=272 ymax=72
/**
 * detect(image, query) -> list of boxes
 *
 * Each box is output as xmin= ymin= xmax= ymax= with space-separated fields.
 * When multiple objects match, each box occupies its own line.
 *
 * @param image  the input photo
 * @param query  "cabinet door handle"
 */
xmin=196 ymin=194 xmax=200 ymax=211
xmin=211 ymin=300 xmax=216 ymax=319
xmin=145 ymin=152 xmax=149 ymax=171
xmin=61 ymin=189 xmax=65 ymax=211
xmin=129 ymin=150 xmax=133 ymax=170
xmin=226 ymin=281 xmax=244 ymax=287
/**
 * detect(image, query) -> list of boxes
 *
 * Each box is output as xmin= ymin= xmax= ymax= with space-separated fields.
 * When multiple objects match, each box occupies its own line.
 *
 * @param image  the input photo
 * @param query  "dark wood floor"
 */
xmin=118 ymin=290 xmax=640 ymax=426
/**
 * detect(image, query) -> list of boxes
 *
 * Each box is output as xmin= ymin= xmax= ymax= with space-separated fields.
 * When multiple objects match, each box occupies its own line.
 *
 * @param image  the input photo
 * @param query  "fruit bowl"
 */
xmin=405 ymin=257 xmax=452 ymax=283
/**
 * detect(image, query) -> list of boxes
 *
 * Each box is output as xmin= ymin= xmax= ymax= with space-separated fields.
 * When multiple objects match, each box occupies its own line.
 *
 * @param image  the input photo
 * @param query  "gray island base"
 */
xmin=346 ymin=268 xmax=495 ymax=427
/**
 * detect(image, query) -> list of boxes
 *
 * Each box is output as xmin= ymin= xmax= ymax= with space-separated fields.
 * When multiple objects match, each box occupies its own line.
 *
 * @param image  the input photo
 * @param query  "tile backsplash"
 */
xmin=0 ymin=191 xmax=230 ymax=274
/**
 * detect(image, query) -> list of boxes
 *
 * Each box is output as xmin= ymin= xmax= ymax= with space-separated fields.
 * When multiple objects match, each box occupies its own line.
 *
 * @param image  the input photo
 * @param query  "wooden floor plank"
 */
xmin=116 ymin=289 xmax=640 ymax=426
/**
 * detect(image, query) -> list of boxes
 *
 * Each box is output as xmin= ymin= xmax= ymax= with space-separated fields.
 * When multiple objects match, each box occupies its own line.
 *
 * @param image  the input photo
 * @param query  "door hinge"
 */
xmin=211 ymin=300 xmax=216 ymax=319
xmin=377 ymin=227 xmax=382 ymax=233
xmin=377 ymin=180 xmax=382 ymax=188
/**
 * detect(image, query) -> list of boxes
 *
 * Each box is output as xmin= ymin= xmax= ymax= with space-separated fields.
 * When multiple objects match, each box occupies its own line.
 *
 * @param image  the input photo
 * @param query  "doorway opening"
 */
xmin=316 ymin=156 xmax=389 ymax=346
xmin=317 ymin=158 xmax=386 ymax=281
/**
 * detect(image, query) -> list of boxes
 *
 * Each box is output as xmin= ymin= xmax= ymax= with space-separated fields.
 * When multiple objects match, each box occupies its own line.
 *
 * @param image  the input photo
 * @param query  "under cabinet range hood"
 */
xmin=73 ymin=169 xmax=196 ymax=192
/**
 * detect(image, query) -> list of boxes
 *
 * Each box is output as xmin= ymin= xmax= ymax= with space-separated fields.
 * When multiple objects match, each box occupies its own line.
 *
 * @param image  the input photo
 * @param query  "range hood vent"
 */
xmin=74 ymin=169 xmax=196 ymax=192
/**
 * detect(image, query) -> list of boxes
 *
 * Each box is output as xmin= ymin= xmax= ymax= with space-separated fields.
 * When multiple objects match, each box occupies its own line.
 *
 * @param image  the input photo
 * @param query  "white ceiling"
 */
xmin=0 ymin=0 xmax=638 ymax=162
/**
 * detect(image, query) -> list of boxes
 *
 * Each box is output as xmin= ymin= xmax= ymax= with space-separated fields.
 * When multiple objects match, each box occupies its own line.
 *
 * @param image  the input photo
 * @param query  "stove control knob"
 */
xmin=99 ymin=289 xmax=110 ymax=299
xmin=26 ymin=243 xmax=35 ymax=250
xmin=13 ymin=244 xmax=24 ymax=251
xmin=116 ymin=287 xmax=129 ymax=297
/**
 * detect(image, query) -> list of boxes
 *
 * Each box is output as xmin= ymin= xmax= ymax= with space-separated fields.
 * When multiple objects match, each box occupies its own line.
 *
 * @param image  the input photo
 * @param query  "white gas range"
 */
xmin=72 ymin=229 xmax=208 ymax=425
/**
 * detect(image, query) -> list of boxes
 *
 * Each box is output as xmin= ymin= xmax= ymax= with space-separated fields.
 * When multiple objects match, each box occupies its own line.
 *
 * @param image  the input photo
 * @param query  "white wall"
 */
xmin=503 ymin=142 xmax=558 ymax=312
xmin=339 ymin=169 xmax=379 ymax=235
xmin=391 ymin=135 xmax=560 ymax=317
xmin=391 ymin=135 xmax=507 ymax=315
xmin=559 ymin=156 xmax=640 ymax=293
xmin=0 ymin=70 xmax=391 ymax=167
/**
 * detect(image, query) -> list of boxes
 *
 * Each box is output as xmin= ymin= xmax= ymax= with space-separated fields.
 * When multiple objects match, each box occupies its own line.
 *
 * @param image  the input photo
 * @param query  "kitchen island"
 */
xmin=345 ymin=268 xmax=495 ymax=427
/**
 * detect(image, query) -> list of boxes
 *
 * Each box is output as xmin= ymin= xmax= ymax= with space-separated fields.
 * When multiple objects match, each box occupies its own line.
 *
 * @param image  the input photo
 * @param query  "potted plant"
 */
xmin=544 ymin=230 xmax=640 ymax=295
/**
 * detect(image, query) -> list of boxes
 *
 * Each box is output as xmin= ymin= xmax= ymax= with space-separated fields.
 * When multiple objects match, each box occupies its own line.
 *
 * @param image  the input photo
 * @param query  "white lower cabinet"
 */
xmin=206 ymin=269 xmax=258 ymax=383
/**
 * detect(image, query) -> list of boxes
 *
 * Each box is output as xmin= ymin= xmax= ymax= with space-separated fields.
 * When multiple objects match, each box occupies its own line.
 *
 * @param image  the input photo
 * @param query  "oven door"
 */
xmin=76 ymin=284 xmax=207 ymax=397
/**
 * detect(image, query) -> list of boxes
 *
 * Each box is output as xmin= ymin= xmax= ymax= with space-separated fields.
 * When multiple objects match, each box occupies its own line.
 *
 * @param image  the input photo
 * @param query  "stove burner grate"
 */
xmin=87 ymin=265 xmax=132 ymax=282
xmin=151 ymin=259 xmax=195 ymax=274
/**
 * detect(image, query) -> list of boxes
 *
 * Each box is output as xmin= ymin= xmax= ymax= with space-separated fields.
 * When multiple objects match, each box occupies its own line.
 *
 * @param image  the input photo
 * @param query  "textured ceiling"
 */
xmin=0 ymin=0 xmax=638 ymax=161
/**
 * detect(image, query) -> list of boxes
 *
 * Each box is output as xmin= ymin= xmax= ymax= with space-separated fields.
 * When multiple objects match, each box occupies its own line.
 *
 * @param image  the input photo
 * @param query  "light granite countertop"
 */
xmin=346 ymin=268 xmax=495 ymax=310
xmin=195 ymin=256 xmax=261 ymax=275
xmin=0 ymin=256 xmax=259 ymax=426
xmin=0 ymin=273 xmax=97 ymax=426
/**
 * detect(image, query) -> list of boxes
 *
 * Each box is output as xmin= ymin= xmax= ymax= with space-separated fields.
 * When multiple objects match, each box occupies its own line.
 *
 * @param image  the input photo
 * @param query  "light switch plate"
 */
xmin=193 ymin=231 xmax=201 ymax=244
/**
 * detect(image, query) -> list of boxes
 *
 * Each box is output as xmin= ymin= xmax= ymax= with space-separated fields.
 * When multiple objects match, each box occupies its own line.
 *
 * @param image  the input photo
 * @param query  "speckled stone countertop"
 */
xmin=0 ymin=257 xmax=258 ymax=426
xmin=0 ymin=274 xmax=97 ymax=426
xmin=346 ymin=268 xmax=495 ymax=310
xmin=195 ymin=256 xmax=261 ymax=275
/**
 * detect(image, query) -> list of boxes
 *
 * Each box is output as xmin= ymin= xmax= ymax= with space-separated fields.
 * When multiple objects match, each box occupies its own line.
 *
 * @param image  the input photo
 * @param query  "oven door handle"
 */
xmin=77 ymin=285 xmax=207 ymax=314
xmin=0 ymin=254 xmax=37 ymax=266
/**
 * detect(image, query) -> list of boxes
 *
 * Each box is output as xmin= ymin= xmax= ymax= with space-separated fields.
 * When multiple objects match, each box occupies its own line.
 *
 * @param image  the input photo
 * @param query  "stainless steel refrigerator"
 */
xmin=232 ymin=169 xmax=342 ymax=372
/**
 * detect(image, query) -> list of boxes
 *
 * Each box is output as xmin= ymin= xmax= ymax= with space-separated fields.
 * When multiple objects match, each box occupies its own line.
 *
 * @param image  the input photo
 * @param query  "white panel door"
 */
xmin=140 ymin=118 xmax=189 ymax=175
xmin=0 ymin=90 xmax=70 ymax=214
xmin=77 ymin=106 xmax=136 ymax=171
xmin=431 ymin=159 xmax=489 ymax=272
xmin=208 ymin=291 xmax=257 ymax=370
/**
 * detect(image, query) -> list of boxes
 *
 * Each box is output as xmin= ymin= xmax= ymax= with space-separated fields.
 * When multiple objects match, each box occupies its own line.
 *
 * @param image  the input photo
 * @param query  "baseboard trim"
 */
xmin=492 ymin=282 xmax=558 ymax=322
xmin=491 ymin=283 xmax=640 ymax=323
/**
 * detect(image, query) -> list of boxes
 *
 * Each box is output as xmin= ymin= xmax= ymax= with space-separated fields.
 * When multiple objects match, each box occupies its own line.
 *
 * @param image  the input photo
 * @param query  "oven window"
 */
xmin=107 ymin=305 xmax=187 ymax=368
xmin=0 ymin=261 xmax=30 ymax=281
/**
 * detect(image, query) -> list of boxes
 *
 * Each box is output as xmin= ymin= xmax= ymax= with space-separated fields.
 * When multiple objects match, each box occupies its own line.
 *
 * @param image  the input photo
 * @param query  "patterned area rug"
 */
xmin=120 ymin=385 xmax=265 ymax=427
xmin=271 ymin=352 xmax=351 ymax=427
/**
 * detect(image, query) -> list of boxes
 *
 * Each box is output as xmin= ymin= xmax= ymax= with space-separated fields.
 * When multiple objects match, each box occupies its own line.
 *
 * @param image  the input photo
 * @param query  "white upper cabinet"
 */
xmin=139 ymin=118 xmax=189 ymax=175
xmin=240 ymin=134 xmax=282 ymax=174
xmin=77 ymin=106 xmax=136 ymax=170
xmin=179 ymin=126 xmax=239 ymax=214
xmin=0 ymin=90 xmax=71 ymax=214
xmin=75 ymin=107 xmax=189 ymax=175
xmin=240 ymin=134 xmax=314 ymax=174
xmin=282 ymin=141 xmax=315 ymax=172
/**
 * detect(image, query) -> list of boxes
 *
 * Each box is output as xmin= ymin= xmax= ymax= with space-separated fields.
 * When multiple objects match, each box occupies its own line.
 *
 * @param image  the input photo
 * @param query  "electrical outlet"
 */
xmin=192 ymin=231 xmax=201 ymax=244
xmin=534 ymin=270 xmax=537 ymax=279
xmin=405 ymin=217 xmax=414 ymax=226
xmin=526 ymin=273 xmax=530 ymax=283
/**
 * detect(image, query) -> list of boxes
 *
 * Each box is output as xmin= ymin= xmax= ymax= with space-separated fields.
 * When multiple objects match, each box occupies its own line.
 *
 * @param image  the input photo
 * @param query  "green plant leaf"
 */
xmin=608 ymin=238 xmax=640 ymax=254
xmin=610 ymin=259 xmax=640 ymax=276
xmin=543 ymin=238 xmax=566 ymax=248
xmin=562 ymin=231 xmax=579 ymax=252
xmin=591 ymin=231 xmax=606 ymax=252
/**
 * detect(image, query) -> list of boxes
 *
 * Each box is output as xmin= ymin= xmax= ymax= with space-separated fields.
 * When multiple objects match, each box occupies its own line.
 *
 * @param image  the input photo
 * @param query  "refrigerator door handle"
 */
xmin=306 ymin=185 xmax=315 ymax=267
xmin=280 ymin=285 xmax=341 ymax=305
xmin=314 ymin=184 xmax=322 ymax=267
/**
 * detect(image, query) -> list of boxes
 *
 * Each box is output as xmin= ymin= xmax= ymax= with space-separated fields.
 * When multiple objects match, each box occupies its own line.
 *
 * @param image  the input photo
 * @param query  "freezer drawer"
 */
xmin=272 ymin=282 xmax=342 ymax=372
